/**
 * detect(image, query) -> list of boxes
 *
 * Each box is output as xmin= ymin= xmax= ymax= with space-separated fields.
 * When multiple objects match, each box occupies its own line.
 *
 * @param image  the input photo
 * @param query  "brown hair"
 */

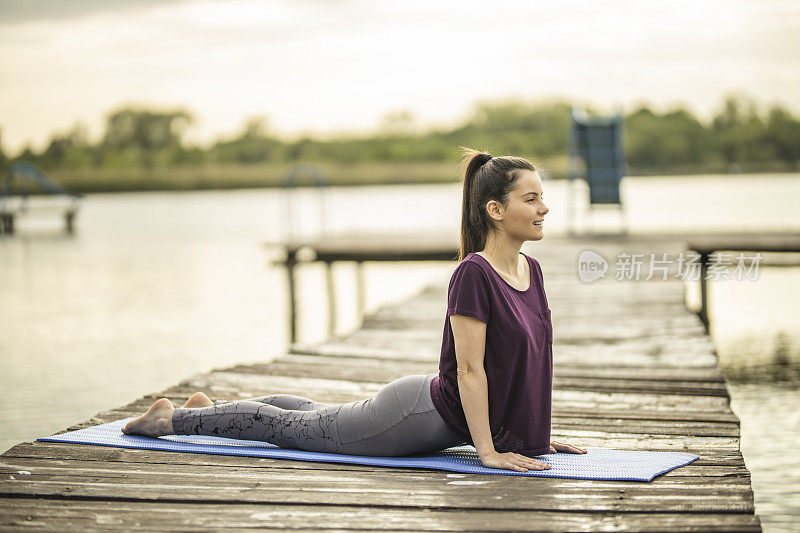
xmin=457 ymin=147 xmax=537 ymax=261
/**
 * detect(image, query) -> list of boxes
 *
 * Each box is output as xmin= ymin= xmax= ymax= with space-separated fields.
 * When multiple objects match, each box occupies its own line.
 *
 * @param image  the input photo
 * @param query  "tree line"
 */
xmin=2 ymin=93 xmax=798 ymax=180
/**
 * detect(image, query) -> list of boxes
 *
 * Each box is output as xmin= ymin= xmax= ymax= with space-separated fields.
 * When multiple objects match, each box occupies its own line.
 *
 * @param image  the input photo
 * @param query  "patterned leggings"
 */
xmin=171 ymin=374 xmax=466 ymax=456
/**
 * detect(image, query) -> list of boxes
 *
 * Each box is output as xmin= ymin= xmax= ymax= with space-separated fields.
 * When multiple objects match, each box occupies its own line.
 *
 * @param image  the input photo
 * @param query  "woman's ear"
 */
xmin=485 ymin=200 xmax=504 ymax=222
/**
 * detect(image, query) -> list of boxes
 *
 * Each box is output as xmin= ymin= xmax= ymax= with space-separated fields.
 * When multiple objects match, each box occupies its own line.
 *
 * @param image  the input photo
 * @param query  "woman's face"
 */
xmin=498 ymin=170 xmax=549 ymax=241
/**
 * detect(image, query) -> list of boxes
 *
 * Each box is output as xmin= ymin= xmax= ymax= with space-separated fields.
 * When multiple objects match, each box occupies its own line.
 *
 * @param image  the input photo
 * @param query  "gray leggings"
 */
xmin=171 ymin=373 xmax=467 ymax=456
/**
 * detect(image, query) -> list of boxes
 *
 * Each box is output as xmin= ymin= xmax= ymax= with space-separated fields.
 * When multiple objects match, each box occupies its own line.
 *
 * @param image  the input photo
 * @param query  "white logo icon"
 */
xmin=578 ymin=250 xmax=608 ymax=283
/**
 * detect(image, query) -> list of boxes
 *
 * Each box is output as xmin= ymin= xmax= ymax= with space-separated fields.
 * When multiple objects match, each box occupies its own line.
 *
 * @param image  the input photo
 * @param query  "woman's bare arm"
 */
xmin=450 ymin=314 xmax=552 ymax=471
xmin=449 ymin=314 xmax=494 ymax=455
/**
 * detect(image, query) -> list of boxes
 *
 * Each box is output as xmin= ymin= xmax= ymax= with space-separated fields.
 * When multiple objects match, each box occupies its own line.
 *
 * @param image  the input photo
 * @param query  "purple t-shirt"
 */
xmin=430 ymin=252 xmax=554 ymax=457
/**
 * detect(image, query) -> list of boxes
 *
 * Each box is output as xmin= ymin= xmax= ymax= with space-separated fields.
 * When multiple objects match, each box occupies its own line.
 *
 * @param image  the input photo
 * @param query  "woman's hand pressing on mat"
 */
xmin=549 ymin=440 xmax=587 ymax=454
xmin=479 ymin=450 xmax=551 ymax=472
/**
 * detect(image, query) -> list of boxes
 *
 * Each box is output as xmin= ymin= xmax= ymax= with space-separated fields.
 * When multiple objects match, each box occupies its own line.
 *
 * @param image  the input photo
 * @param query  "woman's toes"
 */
xmin=182 ymin=392 xmax=214 ymax=408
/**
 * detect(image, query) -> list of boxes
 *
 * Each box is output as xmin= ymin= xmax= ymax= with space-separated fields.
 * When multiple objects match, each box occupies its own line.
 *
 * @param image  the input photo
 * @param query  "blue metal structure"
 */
xmin=0 ymin=161 xmax=82 ymax=234
xmin=567 ymin=107 xmax=627 ymax=235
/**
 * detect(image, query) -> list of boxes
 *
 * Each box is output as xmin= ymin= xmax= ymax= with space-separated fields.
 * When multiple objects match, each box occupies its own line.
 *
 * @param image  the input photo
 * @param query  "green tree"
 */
xmin=40 ymin=123 xmax=91 ymax=170
xmin=0 ymin=127 xmax=8 ymax=176
xmin=711 ymin=95 xmax=764 ymax=168
xmin=379 ymin=110 xmax=417 ymax=136
xmin=625 ymin=106 xmax=712 ymax=171
xmin=457 ymin=100 xmax=572 ymax=158
xmin=763 ymin=105 xmax=800 ymax=169
xmin=210 ymin=116 xmax=284 ymax=164
xmin=101 ymin=107 xmax=193 ymax=170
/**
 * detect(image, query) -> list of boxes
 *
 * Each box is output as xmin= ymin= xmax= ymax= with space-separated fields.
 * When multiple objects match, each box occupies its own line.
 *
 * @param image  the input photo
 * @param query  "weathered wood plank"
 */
xmin=290 ymin=342 xmax=722 ymax=367
xmin=332 ymin=324 xmax=710 ymax=347
xmin=216 ymin=357 xmax=727 ymax=396
xmin=362 ymin=308 xmax=704 ymax=329
xmin=61 ymin=409 xmax=741 ymax=439
xmin=275 ymin=353 xmax=727 ymax=382
xmin=290 ymin=335 xmax=719 ymax=365
xmin=171 ymin=373 xmax=734 ymax=413
xmin=94 ymin=389 xmax=741 ymax=425
xmin=0 ymin=459 xmax=756 ymax=513
xmin=0 ymin=499 xmax=763 ymax=532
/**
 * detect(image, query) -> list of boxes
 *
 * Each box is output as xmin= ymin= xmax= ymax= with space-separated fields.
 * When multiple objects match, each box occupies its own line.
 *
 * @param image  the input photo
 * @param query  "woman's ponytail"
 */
xmin=458 ymin=148 xmax=492 ymax=261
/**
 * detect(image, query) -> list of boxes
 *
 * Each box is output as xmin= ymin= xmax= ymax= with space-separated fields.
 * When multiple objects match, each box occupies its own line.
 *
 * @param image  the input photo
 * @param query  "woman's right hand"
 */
xmin=479 ymin=450 xmax=551 ymax=472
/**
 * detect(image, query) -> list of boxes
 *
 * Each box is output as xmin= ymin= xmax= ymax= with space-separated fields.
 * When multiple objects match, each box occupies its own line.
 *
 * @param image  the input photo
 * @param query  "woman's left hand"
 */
xmin=549 ymin=440 xmax=587 ymax=454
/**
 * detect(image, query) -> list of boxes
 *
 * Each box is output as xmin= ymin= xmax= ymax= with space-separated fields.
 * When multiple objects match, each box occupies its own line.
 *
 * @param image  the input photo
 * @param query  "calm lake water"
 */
xmin=1 ymin=174 xmax=798 ymax=531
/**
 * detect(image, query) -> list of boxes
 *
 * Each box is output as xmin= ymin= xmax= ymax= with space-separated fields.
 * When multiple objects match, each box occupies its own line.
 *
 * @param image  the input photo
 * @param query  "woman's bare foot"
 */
xmin=182 ymin=392 xmax=214 ymax=408
xmin=122 ymin=398 xmax=175 ymax=437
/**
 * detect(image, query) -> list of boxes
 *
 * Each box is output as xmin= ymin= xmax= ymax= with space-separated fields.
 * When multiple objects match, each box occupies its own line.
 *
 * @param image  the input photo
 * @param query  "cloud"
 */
xmin=1 ymin=0 xmax=798 ymax=153
xmin=0 ymin=0 xmax=191 ymax=26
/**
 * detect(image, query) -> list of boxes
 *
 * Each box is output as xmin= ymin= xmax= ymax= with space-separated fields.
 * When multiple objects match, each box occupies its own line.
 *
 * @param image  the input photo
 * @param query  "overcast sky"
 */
xmin=1 ymin=0 xmax=798 ymax=152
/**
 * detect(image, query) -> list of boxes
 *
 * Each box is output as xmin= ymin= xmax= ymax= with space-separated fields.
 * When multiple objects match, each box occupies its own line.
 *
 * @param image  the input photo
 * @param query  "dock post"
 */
xmin=0 ymin=212 xmax=14 ymax=235
xmin=325 ymin=261 xmax=337 ymax=337
xmin=355 ymin=261 xmax=365 ymax=324
xmin=286 ymin=251 xmax=298 ymax=344
xmin=65 ymin=210 xmax=76 ymax=234
xmin=698 ymin=251 xmax=710 ymax=333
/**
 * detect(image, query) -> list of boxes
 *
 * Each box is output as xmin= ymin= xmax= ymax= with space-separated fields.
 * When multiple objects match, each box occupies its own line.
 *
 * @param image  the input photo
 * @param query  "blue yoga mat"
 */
xmin=38 ymin=418 xmax=698 ymax=481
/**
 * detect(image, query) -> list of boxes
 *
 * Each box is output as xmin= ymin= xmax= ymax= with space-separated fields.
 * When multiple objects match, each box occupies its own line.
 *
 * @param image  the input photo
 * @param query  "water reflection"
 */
xmin=729 ymin=382 xmax=800 ymax=533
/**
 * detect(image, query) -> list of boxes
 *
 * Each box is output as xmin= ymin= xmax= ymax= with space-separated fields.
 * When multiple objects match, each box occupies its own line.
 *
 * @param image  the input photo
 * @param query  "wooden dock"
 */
xmin=0 ymin=236 xmax=762 ymax=531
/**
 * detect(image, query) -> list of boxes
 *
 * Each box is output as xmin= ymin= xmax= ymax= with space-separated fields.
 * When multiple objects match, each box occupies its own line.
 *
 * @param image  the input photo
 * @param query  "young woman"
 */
xmin=123 ymin=148 xmax=586 ymax=472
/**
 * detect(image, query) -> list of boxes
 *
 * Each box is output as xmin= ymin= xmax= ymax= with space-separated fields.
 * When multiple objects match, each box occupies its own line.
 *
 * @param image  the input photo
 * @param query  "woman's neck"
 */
xmin=479 ymin=235 xmax=524 ymax=277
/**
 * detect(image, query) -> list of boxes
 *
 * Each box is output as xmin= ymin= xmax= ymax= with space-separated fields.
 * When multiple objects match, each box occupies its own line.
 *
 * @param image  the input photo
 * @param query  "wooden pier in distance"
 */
xmin=0 ymin=162 xmax=82 ymax=235
xmin=0 ymin=234 xmax=765 ymax=531
xmin=0 ymin=201 xmax=79 ymax=235
xmin=269 ymin=230 xmax=800 ymax=341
